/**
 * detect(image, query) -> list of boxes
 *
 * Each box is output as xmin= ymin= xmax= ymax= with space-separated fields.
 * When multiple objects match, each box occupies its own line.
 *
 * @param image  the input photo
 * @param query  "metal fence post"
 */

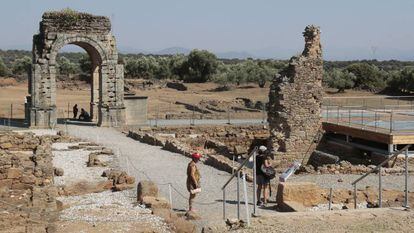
xmin=404 ymin=148 xmax=409 ymax=208
xmin=336 ymin=106 xmax=339 ymax=124
xmin=348 ymin=109 xmax=351 ymax=126
xmin=227 ymin=106 xmax=231 ymax=125
xmin=191 ymin=106 xmax=195 ymax=126
xmin=10 ymin=104 xmax=13 ymax=121
xmin=253 ymin=151 xmax=257 ymax=215
xmin=374 ymin=112 xmax=378 ymax=131
xmin=223 ymin=189 xmax=226 ymax=220
xmin=242 ymin=174 xmax=250 ymax=226
xmin=155 ymin=104 xmax=159 ymax=127
xmin=262 ymin=104 xmax=266 ymax=124
xmin=379 ymin=166 xmax=382 ymax=208
xmin=328 ymin=187 xmax=333 ymax=210
xmin=354 ymin=184 xmax=357 ymax=209
xmin=326 ymin=105 xmax=329 ymax=122
xmin=67 ymin=102 xmax=70 ymax=119
xmin=168 ymin=183 xmax=173 ymax=210
xmin=361 ymin=110 xmax=364 ymax=129
xmin=397 ymin=97 xmax=400 ymax=109
xmin=237 ymin=171 xmax=240 ymax=219
xmin=390 ymin=111 xmax=393 ymax=133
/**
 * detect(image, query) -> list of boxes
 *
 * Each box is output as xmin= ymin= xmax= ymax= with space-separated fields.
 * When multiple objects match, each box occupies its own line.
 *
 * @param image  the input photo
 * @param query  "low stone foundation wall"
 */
xmin=128 ymin=126 xmax=258 ymax=181
xmin=0 ymin=132 xmax=58 ymax=233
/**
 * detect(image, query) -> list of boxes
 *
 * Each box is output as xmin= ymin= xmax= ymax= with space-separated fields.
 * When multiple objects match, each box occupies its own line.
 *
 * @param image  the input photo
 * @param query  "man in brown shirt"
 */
xmin=187 ymin=153 xmax=202 ymax=211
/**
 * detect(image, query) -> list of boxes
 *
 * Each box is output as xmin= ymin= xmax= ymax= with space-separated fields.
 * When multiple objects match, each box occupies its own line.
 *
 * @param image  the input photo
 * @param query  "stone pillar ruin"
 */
xmin=27 ymin=10 xmax=125 ymax=128
xmin=268 ymin=25 xmax=324 ymax=168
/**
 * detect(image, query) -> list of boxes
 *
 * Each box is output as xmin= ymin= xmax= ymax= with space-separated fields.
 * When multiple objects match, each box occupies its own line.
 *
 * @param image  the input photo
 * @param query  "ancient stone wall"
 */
xmin=268 ymin=25 xmax=324 ymax=168
xmin=0 ymin=132 xmax=58 ymax=233
xmin=29 ymin=10 xmax=125 ymax=128
xmin=40 ymin=11 xmax=111 ymax=33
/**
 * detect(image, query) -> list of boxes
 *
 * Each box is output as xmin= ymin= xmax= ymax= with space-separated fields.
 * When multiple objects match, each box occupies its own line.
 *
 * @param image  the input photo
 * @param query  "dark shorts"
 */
xmin=256 ymin=174 xmax=270 ymax=185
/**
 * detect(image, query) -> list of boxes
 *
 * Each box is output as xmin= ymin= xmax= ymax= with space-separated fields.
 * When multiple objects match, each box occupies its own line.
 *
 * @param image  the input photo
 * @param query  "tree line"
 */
xmin=1 ymin=49 xmax=414 ymax=93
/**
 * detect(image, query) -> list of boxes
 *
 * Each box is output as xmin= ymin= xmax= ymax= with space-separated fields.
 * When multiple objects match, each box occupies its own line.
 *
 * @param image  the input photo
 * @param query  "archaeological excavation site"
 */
xmin=1 ymin=7 xmax=414 ymax=233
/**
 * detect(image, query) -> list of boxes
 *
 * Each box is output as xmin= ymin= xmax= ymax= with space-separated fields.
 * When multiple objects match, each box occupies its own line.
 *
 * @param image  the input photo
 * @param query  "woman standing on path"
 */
xmin=187 ymin=153 xmax=202 ymax=212
xmin=256 ymin=146 xmax=271 ymax=206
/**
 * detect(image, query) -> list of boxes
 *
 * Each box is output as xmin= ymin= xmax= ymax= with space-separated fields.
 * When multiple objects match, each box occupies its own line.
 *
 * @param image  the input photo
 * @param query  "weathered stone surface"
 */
xmin=0 ymin=142 xmax=13 ymax=149
xmin=268 ymin=25 xmax=323 ymax=169
xmin=100 ymin=148 xmax=113 ymax=155
xmin=225 ymin=218 xmax=246 ymax=230
xmin=125 ymin=176 xmax=135 ymax=184
xmin=87 ymin=153 xmax=107 ymax=167
xmin=137 ymin=180 xmax=159 ymax=202
xmin=277 ymin=201 xmax=306 ymax=212
xmin=0 ymin=132 xmax=58 ymax=232
xmin=28 ymin=9 xmax=125 ymax=128
xmin=276 ymin=182 xmax=325 ymax=207
xmin=7 ymin=168 xmax=22 ymax=179
xmin=58 ymin=180 xmax=113 ymax=196
xmin=142 ymin=196 xmax=171 ymax=209
xmin=113 ymin=183 xmax=134 ymax=191
xmin=54 ymin=167 xmax=64 ymax=176
xmin=309 ymin=150 xmax=340 ymax=167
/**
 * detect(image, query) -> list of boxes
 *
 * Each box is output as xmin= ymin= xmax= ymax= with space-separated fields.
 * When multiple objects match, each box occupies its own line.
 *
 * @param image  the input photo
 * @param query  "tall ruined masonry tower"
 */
xmin=267 ymin=25 xmax=323 ymax=168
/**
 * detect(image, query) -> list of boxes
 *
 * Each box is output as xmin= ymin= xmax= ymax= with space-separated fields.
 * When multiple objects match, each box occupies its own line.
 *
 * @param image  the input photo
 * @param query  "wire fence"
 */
xmin=2 ymin=95 xmax=414 ymax=130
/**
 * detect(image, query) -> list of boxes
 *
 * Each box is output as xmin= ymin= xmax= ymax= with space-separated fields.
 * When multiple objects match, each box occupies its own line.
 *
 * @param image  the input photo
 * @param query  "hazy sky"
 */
xmin=1 ymin=0 xmax=414 ymax=60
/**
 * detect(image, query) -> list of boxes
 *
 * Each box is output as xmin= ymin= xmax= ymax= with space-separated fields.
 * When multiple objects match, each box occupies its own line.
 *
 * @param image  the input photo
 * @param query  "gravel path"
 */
xmin=52 ymin=142 xmax=110 ymax=186
xmin=57 ymin=190 xmax=171 ymax=233
xmin=60 ymin=125 xmax=414 ymax=229
xmin=65 ymin=125 xmax=274 ymax=228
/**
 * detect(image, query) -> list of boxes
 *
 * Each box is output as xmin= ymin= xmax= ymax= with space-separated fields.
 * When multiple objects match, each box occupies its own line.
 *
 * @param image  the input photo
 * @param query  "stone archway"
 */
xmin=27 ymin=10 xmax=125 ymax=127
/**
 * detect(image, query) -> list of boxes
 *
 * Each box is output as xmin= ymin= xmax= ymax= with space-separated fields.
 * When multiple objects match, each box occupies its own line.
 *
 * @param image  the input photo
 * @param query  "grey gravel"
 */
xmin=52 ymin=142 xmax=109 ymax=186
xmin=57 ymin=190 xmax=171 ymax=233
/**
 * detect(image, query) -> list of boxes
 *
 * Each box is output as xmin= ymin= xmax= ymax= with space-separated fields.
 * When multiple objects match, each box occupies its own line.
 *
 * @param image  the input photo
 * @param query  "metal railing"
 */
xmin=351 ymin=144 xmax=411 ymax=209
xmin=324 ymin=106 xmax=414 ymax=134
xmin=221 ymin=146 xmax=258 ymax=225
xmin=323 ymin=95 xmax=414 ymax=110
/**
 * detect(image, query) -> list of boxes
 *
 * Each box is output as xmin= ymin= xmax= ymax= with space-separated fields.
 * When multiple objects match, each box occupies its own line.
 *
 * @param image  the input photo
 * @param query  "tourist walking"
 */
xmin=187 ymin=153 xmax=202 ymax=212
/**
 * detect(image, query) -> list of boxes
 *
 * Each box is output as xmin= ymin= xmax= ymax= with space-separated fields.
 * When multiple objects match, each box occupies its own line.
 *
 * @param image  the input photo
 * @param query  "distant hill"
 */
xmin=154 ymin=47 xmax=191 ymax=55
xmin=216 ymin=51 xmax=255 ymax=59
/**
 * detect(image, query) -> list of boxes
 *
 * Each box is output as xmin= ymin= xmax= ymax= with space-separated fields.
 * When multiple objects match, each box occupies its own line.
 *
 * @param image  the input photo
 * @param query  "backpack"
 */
xmin=261 ymin=165 xmax=276 ymax=179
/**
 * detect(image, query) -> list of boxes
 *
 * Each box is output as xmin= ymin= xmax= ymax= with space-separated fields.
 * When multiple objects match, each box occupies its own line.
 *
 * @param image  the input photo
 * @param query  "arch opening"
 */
xmin=54 ymin=43 xmax=102 ymax=124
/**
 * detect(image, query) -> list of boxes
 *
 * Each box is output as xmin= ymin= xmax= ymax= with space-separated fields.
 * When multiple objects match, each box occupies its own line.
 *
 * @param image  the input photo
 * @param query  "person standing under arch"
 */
xmin=73 ymin=104 xmax=78 ymax=119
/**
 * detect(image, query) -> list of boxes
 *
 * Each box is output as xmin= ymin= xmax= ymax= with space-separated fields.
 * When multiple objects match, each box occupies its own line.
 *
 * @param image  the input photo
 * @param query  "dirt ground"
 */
xmin=245 ymin=207 xmax=414 ymax=233
xmin=0 ymin=80 xmax=399 ymax=121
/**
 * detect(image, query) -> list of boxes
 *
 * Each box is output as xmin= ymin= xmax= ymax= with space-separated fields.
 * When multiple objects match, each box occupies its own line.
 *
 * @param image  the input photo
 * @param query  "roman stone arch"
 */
xmin=27 ymin=10 xmax=125 ymax=128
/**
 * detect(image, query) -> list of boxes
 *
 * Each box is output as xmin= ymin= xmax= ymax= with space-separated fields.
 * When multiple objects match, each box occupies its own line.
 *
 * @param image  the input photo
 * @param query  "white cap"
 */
xmin=259 ymin=146 xmax=267 ymax=152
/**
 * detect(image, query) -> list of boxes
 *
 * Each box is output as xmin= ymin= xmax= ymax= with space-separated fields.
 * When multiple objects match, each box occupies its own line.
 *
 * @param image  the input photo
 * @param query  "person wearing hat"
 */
xmin=187 ymin=152 xmax=202 ymax=211
xmin=256 ymin=145 xmax=271 ymax=206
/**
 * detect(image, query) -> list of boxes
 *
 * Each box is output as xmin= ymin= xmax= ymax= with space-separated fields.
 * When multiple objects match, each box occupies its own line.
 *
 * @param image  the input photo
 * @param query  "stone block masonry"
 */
xmin=268 ymin=25 xmax=324 ymax=169
xmin=28 ymin=10 xmax=125 ymax=128
xmin=0 ymin=132 xmax=58 ymax=233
